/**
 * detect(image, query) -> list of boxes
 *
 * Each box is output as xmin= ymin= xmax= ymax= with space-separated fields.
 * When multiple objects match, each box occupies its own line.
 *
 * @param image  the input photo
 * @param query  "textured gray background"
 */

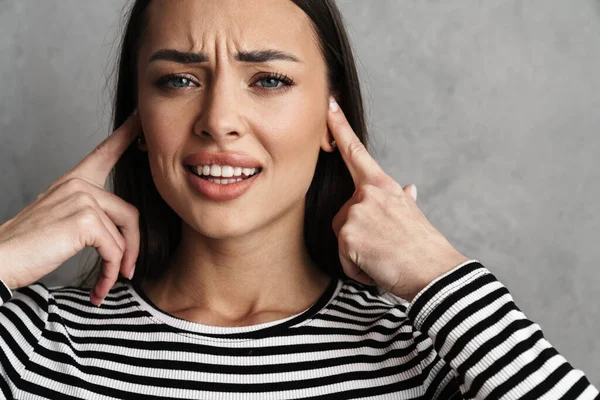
xmin=1 ymin=0 xmax=599 ymax=383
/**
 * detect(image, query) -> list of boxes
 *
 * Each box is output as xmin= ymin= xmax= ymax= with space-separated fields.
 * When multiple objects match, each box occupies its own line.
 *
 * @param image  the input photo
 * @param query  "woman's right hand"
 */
xmin=0 ymin=111 xmax=141 ymax=306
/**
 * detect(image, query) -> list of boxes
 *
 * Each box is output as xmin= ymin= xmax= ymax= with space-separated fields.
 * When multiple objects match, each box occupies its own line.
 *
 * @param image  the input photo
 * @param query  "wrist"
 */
xmin=0 ymin=244 xmax=17 ymax=291
xmin=393 ymin=251 xmax=470 ymax=302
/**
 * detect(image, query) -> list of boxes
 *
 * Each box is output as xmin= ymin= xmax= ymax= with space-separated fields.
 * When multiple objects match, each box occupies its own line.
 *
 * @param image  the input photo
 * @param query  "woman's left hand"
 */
xmin=328 ymin=96 xmax=470 ymax=302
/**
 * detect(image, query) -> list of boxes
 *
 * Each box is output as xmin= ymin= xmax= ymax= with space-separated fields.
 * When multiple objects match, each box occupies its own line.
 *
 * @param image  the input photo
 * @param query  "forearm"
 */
xmin=408 ymin=261 xmax=599 ymax=399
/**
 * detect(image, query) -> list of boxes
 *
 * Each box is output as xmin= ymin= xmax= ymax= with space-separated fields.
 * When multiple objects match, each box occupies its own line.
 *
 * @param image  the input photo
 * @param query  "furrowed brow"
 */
xmin=149 ymin=49 xmax=302 ymax=64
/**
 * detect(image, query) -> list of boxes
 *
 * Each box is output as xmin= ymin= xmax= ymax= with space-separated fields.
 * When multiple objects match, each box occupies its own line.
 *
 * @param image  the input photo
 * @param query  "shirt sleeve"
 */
xmin=0 ymin=279 xmax=50 ymax=399
xmin=0 ymin=279 xmax=12 ymax=306
xmin=407 ymin=260 xmax=599 ymax=399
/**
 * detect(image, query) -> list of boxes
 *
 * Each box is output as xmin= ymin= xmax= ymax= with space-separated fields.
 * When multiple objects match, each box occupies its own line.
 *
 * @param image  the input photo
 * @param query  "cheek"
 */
xmin=265 ymin=114 xmax=323 ymax=196
xmin=138 ymin=93 xmax=192 ymax=160
xmin=139 ymin=111 xmax=189 ymax=192
xmin=139 ymin=97 xmax=183 ymax=142
xmin=137 ymin=81 xmax=198 ymax=147
xmin=143 ymin=116 xmax=182 ymax=149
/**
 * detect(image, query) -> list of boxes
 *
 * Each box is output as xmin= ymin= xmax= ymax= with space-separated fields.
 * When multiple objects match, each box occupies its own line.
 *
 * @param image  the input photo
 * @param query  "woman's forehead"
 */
xmin=142 ymin=0 xmax=318 ymax=61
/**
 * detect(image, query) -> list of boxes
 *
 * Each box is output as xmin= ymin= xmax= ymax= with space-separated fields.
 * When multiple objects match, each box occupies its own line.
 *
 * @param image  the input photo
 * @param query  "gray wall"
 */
xmin=1 ymin=0 xmax=599 ymax=383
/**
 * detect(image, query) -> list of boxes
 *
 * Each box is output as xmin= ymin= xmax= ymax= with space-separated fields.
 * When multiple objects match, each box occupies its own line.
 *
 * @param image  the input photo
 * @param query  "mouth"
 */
xmin=185 ymin=164 xmax=263 ymax=184
xmin=184 ymin=163 xmax=263 ymax=201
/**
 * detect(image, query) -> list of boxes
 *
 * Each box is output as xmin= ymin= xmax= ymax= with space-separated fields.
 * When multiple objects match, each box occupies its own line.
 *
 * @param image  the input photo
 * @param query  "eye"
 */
xmin=155 ymin=74 xmax=199 ymax=89
xmin=253 ymin=72 xmax=295 ymax=92
xmin=154 ymin=72 xmax=295 ymax=93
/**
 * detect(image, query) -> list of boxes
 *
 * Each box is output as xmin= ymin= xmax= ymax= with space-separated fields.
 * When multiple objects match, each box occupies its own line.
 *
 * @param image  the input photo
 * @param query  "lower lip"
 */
xmin=185 ymin=167 xmax=261 ymax=201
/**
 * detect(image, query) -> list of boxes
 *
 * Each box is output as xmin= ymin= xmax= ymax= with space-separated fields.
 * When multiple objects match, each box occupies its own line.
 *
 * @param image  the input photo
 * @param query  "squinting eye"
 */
xmin=256 ymin=77 xmax=285 ymax=89
xmin=155 ymin=72 xmax=295 ymax=92
xmin=156 ymin=75 xmax=198 ymax=89
xmin=254 ymin=73 xmax=295 ymax=92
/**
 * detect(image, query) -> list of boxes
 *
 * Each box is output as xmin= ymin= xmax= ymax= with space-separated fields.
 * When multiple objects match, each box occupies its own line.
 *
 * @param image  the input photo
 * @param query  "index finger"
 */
xmin=327 ymin=97 xmax=385 ymax=185
xmin=72 ymin=111 xmax=140 ymax=185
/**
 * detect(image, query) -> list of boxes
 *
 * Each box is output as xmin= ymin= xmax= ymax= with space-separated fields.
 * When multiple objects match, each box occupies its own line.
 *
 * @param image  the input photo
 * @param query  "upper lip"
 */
xmin=183 ymin=151 xmax=263 ymax=169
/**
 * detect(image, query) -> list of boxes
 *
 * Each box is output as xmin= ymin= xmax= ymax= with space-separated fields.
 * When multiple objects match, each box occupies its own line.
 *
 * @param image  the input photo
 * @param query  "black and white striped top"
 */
xmin=0 ymin=260 xmax=597 ymax=399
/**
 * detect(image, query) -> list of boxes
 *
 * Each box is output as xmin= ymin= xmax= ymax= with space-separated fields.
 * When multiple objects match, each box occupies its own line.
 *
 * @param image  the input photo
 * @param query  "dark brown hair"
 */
xmin=76 ymin=0 xmax=371 ymax=289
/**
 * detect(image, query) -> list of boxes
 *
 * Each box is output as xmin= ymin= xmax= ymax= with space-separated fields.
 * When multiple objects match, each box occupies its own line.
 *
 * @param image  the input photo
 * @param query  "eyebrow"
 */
xmin=149 ymin=49 xmax=302 ymax=64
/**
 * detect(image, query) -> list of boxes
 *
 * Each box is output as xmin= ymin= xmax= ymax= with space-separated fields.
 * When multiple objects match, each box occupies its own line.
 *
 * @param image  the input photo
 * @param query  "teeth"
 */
xmin=206 ymin=177 xmax=244 ymax=184
xmin=221 ymin=166 xmax=234 ymax=178
xmin=193 ymin=164 xmax=258 ymax=178
xmin=209 ymin=165 xmax=221 ymax=177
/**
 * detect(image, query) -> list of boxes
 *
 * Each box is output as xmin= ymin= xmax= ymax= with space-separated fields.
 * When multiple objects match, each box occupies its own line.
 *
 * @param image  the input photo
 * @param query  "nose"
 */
xmin=193 ymin=70 xmax=244 ymax=143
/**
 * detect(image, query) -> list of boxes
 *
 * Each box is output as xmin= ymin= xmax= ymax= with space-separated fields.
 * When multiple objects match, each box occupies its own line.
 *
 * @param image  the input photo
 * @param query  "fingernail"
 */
xmin=128 ymin=263 xmax=136 ymax=280
xmin=410 ymin=185 xmax=418 ymax=201
xmin=93 ymin=296 xmax=104 ymax=307
xmin=132 ymin=108 xmax=138 ymax=116
xmin=329 ymin=96 xmax=339 ymax=112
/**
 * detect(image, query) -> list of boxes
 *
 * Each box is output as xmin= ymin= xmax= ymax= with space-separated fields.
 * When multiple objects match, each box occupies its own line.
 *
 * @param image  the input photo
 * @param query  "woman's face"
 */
xmin=136 ymin=0 xmax=333 ymax=239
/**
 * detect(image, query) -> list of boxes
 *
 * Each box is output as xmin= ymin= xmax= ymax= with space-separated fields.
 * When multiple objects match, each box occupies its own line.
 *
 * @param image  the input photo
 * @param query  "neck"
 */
xmin=141 ymin=204 xmax=332 ymax=326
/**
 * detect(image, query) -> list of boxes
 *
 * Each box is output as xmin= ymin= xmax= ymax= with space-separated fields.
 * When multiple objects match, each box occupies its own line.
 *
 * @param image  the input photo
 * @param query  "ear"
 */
xmin=137 ymin=132 xmax=148 ymax=152
xmin=320 ymin=91 xmax=340 ymax=153
xmin=320 ymin=129 xmax=337 ymax=153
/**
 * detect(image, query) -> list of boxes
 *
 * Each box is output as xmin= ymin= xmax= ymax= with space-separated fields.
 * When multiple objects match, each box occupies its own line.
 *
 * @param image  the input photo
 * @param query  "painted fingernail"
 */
xmin=91 ymin=295 xmax=103 ymax=307
xmin=329 ymin=96 xmax=339 ymax=112
xmin=410 ymin=185 xmax=418 ymax=201
xmin=128 ymin=263 xmax=136 ymax=280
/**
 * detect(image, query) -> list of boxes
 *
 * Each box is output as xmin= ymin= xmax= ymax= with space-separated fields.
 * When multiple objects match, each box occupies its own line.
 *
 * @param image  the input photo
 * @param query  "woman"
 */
xmin=0 ymin=0 xmax=597 ymax=398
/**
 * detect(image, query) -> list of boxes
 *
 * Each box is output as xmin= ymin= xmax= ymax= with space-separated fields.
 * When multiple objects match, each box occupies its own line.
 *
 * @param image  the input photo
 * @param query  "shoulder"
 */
xmin=339 ymin=278 xmax=409 ymax=308
xmin=1 ymin=281 xmax=52 ymax=320
xmin=333 ymin=278 xmax=411 ymax=323
xmin=323 ymin=280 xmax=431 ymax=354
xmin=45 ymin=277 xmax=132 ymax=314
xmin=1 ymin=277 xmax=133 ymax=320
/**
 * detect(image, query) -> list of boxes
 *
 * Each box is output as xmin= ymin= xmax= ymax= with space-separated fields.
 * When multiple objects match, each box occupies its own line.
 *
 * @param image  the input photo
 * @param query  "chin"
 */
xmin=195 ymin=226 xmax=250 ymax=240
xmin=188 ymin=212 xmax=257 ymax=240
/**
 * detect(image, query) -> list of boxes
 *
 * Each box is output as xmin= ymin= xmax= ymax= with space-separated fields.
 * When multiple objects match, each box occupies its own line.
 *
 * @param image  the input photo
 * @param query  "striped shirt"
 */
xmin=0 ymin=260 xmax=597 ymax=399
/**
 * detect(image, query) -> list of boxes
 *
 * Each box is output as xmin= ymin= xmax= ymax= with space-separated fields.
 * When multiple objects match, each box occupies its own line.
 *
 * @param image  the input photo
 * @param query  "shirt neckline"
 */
xmin=126 ymin=276 xmax=342 ymax=340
